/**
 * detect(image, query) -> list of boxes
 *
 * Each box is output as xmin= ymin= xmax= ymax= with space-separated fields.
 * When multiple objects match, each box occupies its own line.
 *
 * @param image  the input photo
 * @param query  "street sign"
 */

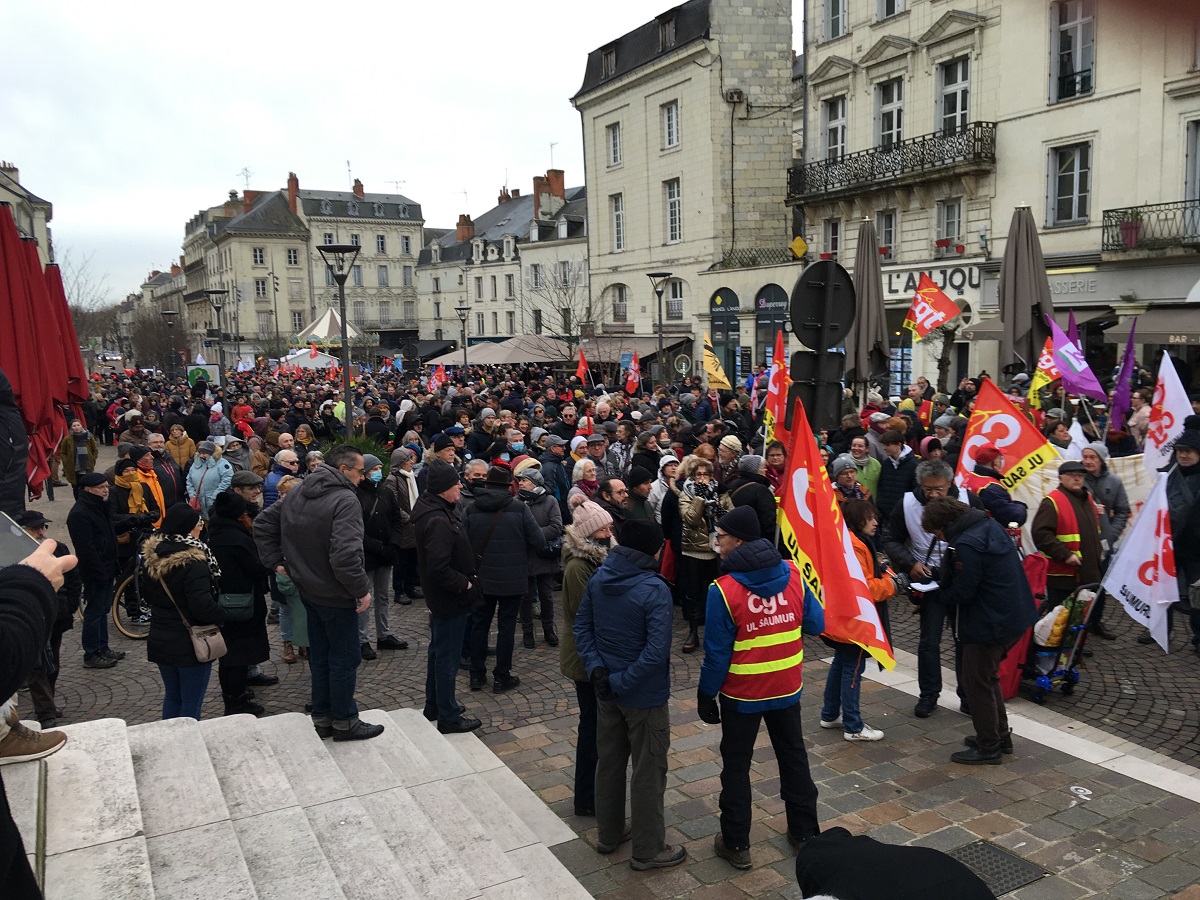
xmin=789 ymin=260 xmax=856 ymax=352
xmin=787 ymin=350 xmax=845 ymax=432
xmin=789 ymin=236 xmax=808 ymax=259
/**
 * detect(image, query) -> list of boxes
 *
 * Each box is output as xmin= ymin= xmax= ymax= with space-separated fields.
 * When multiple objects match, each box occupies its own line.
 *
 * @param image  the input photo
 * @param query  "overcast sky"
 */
xmin=3 ymin=1 xmax=801 ymax=305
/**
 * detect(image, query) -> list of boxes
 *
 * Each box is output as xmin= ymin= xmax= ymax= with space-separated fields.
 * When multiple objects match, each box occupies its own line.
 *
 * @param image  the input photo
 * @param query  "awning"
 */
xmin=960 ymin=307 xmax=1113 ymax=340
xmin=577 ymin=334 xmax=692 ymax=364
xmin=424 ymin=334 xmax=574 ymax=367
xmin=1104 ymin=307 xmax=1200 ymax=346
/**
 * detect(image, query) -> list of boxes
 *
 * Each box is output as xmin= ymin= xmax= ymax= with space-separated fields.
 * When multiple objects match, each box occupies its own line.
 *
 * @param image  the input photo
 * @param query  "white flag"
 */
xmin=1101 ymin=474 xmax=1177 ymax=651
xmin=1143 ymin=351 xmax=1191 ymax=476
xmin=195 ymin=353 xmax=206 ymax=365
xmin=1063 ymin=420 xmax=1088 ymax=460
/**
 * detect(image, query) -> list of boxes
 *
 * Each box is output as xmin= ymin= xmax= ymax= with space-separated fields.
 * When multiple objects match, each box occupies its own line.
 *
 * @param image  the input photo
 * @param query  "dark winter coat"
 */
xmin=874 ymin=449 xmax=918 ymax=520
xmin=152 ymin=454 xmax=186 ymax=509
xmin=937 ymin=509 xmax=1038 ymax=644
xmin=726 ymin=472 xmax=777 ymax=541
xmin=881 ymin=483 xmax=983 ymax=575
xmin=67 ymin=491 xmax=123 ymax=583
xmin=142 ymin=536 xmax=227 ymax=668
xmin=0 ymin=564 xmax=57 ymax=698
xmin=357 ymin=479 xmax=403 ymax=569
xmin=1167 ymin=461 xmax=1200 ymax=594
xmin=207 ymin=517 xmax=270 ymax=667
xmin=462 ymin=486 xmax=545 ymax=596
xmin=1085 ymin=465 xmax=1130 ymax=547
xmin=631 ymin=449 xmax=662 ymax=478
xmin=521 ymin=488 xmax=563 ymax=577
xmin=411 ymin=492 xmax=476 ymax=618
xmin=973 ymin=466 xmax=1029 ymax=527
xmin=539 ymin=449 xmax=573 ymax=523
xmin=559 ymin=527 xmax=608 ymax=683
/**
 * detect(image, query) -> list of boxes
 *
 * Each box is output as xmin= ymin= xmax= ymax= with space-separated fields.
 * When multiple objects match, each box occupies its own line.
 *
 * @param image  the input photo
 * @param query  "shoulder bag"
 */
xmin=159 ymin=577 xmax=227 ymax=663
xmin=189 ymin=467 xmax=208 ymax=511
xmin=217 ymin=590 xmax=254 ymax=622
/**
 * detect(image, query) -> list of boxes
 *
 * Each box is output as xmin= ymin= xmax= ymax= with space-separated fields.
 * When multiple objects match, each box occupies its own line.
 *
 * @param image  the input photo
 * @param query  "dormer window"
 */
xmin=472 ymin=239 xmax=483 ymax=263
xmin=529 ymin=222 xmax=539 ymax=243
xmin=373 ymin=202 xmax=385 ymax=217
xmin=431 ymin=244 xmax=441 ymax=263
xmin=658 ymin=16 xmax=676 ymax=51
xmin=320 ymin=199 xmax=333 ymax=215
xmin=558 ymin=219 xmax=568 ymax=239
xmin=601 ymin=46 xmax=617 ymax=78
xmin=400 ymin=205 xmax=409 ymax=218
xmin=486 ymin=245 xmax=499 ymax=261
xmin=503 ymin=236 xmax=515 ymax=259
xmin=347 ymin=200 xmax=359 ymax=217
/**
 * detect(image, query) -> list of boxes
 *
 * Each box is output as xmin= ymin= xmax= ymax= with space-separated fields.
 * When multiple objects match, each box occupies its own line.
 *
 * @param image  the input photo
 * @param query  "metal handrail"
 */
xmin=1101 ymin=199 xmax=1200 ymax=252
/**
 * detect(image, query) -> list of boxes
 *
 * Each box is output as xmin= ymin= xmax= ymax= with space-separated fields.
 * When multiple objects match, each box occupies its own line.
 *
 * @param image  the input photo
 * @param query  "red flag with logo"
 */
xmin=310 ymin=341 xmax=319 ymax=359
xmin=625 ymin=351 xmax=641 ymax=395
xmin=777 ymin=398 xmax=895 ymax=669
xmin=763 ymin=329 xmax=791 ymax=447
xmin=575 ymin=348 xmax=590 ymax=382
xmin=902 ymin=274 xmax=962 ymax=340
xmin=954 ymin=378 xmax=1059 ymax=494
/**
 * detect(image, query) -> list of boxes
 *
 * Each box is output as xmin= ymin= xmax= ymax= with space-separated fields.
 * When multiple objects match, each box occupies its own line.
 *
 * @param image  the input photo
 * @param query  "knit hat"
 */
xmin=160 ymin=502 xmax=201 ymax=536
xmin=866 ymin=391 xmax=884 ymax=406
xmin=115 ymin=459 xmax=137 ymax=475
xmin=570 ymin=436 xmax=587 ymax=453
xmin=212 ymin=491 xmax=247 ymax=520
xmin=1084 ymin=441 xmax=1109 ymax=461
xmin=627 ymin=465 xmax=653 ymax=488
xmin=128 ymin=445 xmax=153 ymax=463
xmin=425 ymin=459 xmax=459 ymax=495
xmin=79 ymin=472 xmax=108 ymax=487
xmin=737 ymin=454 xmax=764 ymax=475
xmin=720 ymin=434 xmax=743 ymax=454
xmin=362 ymin=454 xmax=383 ymax=472
xmin=1175 ymin=430 xmax=1200 ymax=451
xmin=933 ymin=414 xmax=956 ymax=430
xmin=568 ymin=495 xmax=612 ymax=536
xmin=975 ymin=443 xmax=1002 ymax=467
xmin=679 ymin=393 xmax=696 ymax=406
xmin=658 ymin=455 xmax=679 ymax=473
xmin=513 ymin=457 xmax=542 ymax=477
xmin=517 ymin=468 xmax=545 ymax=488
xmin=619 ymin=519 xmax=665 ymax=557
xmin=480 ymin=407 xmax=497 ymax=420
xmin=432 ymin=434 xmax=454 ymax=452
xmin=210 ymin=402 xmax=222 ymax=414
xmin=830 ymin=454 xmax=857 ymax=477
xmin=933 ymin=393 xmax=952 ymax=406
xmin=718 ymin=506 xmax=761 ymax=541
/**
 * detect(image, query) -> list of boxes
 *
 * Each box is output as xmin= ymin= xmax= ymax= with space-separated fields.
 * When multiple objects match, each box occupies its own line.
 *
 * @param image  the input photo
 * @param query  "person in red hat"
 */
xmin=971 ymin=443 xmax=1027 ymax=527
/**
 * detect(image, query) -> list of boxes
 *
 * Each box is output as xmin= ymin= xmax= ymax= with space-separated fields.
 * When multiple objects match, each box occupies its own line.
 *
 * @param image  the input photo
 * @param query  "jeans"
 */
xmin=520 ymin=573 xmax=556 ymax=632
xmin=81 ymin=579 xmax=113 ymax=657
xmin=595 ymin=700 xmax=669 ymax=861
xmin=916 ymin=591 xmax=964 ymax=704
xmin=425 ymin=613 xmax=469 ymax=726
xmin=470 ymin=593 xmax=521 ymax=681
xmin=717 ymin=697 xmax=819 ymax=849
xmin=303 ymin=597 xmax=361 ymax=728
xmin=960 ymin=635 xmax=1021 ymax=753
xmin=573 ymin=681 xmax=598 ymax=812
xmin=357 ymin=567 xmax=394 ymax=644
xmin=678 ymin=555 xmax=720 ymax=627
xmin=158 ymin=662 xmax=212 ymax=719
xmin=820 ymin=643 xmax=867 ymax=733
xmin=27 ymin=629 xmax=66 ymax=723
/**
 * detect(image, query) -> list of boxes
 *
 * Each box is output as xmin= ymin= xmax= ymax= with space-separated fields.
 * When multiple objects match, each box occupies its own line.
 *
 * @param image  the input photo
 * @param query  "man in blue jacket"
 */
xmin=698 ymin=506 xmax=825 ymax=871
xmin=574 ymin=519 xmax=686 ymax=872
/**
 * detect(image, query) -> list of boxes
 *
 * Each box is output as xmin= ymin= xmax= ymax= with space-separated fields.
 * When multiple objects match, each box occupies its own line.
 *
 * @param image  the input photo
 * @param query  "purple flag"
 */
xmin=1067 ymin=309 xmax=1080 ymax=348
xmin=1046 ymin=315 xmax=1108 ymax=402
xmin=1110 ymin=317 xmax=1138 ymax=428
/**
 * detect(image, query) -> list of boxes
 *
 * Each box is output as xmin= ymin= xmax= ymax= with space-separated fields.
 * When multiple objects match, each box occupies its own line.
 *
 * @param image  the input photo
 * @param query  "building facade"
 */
xmin=0 ymin=161 xmax=52 ymax=265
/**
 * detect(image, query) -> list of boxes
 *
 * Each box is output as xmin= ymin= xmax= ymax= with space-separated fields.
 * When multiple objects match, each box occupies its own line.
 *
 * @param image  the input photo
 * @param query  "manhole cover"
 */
xmin=948 ymin=840 xmax=1049 ymax=895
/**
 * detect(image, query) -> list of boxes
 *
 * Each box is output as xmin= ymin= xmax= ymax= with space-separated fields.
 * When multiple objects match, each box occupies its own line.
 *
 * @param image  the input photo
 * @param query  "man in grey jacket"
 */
xmin=254 ymin=444 xmax=382 ymax=742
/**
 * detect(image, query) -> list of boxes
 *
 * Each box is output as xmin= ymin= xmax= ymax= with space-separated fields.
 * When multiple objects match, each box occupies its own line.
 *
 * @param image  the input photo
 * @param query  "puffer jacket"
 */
xmin=186 ymin=455 xmax=233 ymax=520
xmin=521 ymin=488 xmax=563 ymax=576
xmin=559 ymin=527 xmax=608 ymax=683
xmin=462 ymin=486 xmax=545 ymax=596
xmin=142 ymin=535 xmax=226 ymax=668
xmin=411 ymin=492 xmax=475 ymax=618
xmin=679 ymin=483 xmax=732 ymax=559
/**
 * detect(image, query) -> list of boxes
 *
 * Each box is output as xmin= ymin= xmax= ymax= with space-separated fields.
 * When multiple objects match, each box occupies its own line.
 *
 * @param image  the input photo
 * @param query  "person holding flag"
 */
xmin=1164 ymin=423 xmax=1200 ymax=650
xmin=696 ymin=506 xmax=824 ymax=870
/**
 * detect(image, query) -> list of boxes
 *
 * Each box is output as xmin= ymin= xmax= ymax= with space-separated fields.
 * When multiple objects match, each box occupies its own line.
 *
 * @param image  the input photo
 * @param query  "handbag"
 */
xmin=537 ymin=536 xmax=563 ymax=559
xmin=218 ymin=592 xmax=254 ymax=622
xmin=189 ymin=467 xmax=209 ymax=511
xmin=159 ymin=578 xmax=227 ymax=663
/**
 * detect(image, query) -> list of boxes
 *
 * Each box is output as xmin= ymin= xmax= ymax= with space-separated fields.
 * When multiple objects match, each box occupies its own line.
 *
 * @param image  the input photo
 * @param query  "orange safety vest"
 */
xmin=1042 ymin=488 xmax=1096 ymax=578
xmin=714 ymin=562 xmax=807 ymax=702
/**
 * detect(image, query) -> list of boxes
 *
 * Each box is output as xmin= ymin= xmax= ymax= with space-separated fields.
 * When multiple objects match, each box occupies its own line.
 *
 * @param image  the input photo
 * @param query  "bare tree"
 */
xmin=129 ymin=309 xmax=177 ymax=370
xmin=60 ymin=248 xmax=122 ymax=348
xmin=923 ymin=321 xmax=964 ymax=393
xmin=514 ymin=256 xmax=610 ymax=358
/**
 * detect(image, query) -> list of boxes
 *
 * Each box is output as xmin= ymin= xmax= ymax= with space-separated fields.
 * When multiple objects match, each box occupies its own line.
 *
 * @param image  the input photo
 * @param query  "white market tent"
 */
xmin=280 ymin=349 xmax=341 ymax=370
xmin=424 ymin=335 xmax=573 ymax=367
xmin=295 ymin=308 xmax=366 ymax=345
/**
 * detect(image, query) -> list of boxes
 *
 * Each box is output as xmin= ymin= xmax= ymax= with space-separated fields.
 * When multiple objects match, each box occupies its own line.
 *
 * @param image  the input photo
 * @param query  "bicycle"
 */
xmin=112 ymin=529 xmax=154 ymax=640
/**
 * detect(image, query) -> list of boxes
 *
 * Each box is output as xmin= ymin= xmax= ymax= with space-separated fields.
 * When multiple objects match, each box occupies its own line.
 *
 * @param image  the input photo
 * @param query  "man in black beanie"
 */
xmin=574 ymin=518 xmax=686 ymax=871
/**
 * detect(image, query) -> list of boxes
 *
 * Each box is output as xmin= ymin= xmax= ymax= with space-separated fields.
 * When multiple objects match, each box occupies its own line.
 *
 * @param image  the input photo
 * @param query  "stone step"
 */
xmin=232 ymin=806 xmax=348 ymax=900
xmin=388 ymin=707 xmax=473 ymax=778
xmin=6 ymin=752 xmax=43 ymax=864
xmin=479 ymin=759 xmax=578 ymax=847
xmin=255 ymin=712 xmax=354 ymax=808
xmin=302 ymin=796 xmax=423 ymax=900
xmin=198 ymin=714 xmax=299 ymax=821
xmin=408 ymin=778 xmax=523 ymax=891
xmin=145 ymin=820 xmax=259 ymax=900
xmin=127 ymin=717 xmax=230 ymax=838
xmin=323 ymin=708 xmax=439 ymax=794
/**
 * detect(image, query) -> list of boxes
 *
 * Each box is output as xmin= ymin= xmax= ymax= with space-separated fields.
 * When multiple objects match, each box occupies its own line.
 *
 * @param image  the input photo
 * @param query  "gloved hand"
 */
xmin=697 ymin=691 xmax=721 ymax=725
xmin=590 ymin=667 xmax=614 ymax=702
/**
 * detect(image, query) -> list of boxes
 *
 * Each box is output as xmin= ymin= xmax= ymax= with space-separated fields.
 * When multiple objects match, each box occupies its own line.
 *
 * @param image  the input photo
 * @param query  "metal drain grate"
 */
xmin=948 ymin=840 xmax=1049 ymax=896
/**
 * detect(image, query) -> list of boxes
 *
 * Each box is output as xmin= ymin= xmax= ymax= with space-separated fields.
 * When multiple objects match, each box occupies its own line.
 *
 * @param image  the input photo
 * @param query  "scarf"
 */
xmin=137 ymin=467 xmax=166 ymax=526
xmin=577 ymin=478 xmax=599 ymax=498
xmin=114 ymin=472 xmax=149 ymax=514
xmin=834 ymin=481 xmax=867 ymax=501
xmin=163 ymin=533 xmax=222 ymax=579
xmin=853 ymin=528 xmax=885 ymax=579
xmin=210 ymin=411 xmax=222 ymax=422
xmin=682 ymin=477 xmax=721 ymax=535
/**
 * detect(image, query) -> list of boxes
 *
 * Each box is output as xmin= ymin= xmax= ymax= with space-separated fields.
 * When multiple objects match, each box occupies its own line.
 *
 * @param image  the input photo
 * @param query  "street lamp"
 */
xmin=647 ymin=271 xmax=673 ymax=384
xmin=160 ymin=308 xmax=179 ymax=381
xmin=316 ymin=242 xmax=362 ymax=436
xmin=454 ymin=304 xmax=471 ymax=372
xmin=204 ymin=289 xmax=229 ymax=376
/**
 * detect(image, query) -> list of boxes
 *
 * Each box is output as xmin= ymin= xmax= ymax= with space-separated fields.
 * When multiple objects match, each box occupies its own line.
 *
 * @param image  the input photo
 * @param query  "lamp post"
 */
xmin=454 ymin=304 xmax=471 ymax=372
xmin=647 ymin=271 xmax=673 ymax=385
xmin=316 ymin=243 xmax=362 ymax=436
xmin=204 ymin=289 xmax=229 ymax=376
xmin=160 ymin=308 xmax=179 ymax=381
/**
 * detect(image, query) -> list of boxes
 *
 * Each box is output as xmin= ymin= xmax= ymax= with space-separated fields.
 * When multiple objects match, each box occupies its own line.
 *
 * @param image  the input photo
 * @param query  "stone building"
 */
xmin=0 ymin=161 xmax=53 ymax=265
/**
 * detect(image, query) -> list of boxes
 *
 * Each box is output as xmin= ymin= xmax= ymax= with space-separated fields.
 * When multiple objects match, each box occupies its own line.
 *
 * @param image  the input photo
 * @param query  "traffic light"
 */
xmin=273 ymin=275 xmax=280 ymax=293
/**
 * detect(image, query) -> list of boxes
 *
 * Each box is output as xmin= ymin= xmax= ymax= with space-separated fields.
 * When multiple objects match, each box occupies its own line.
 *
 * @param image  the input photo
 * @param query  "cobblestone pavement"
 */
xmin=19 ymin=455 xmax=1200 ymax=898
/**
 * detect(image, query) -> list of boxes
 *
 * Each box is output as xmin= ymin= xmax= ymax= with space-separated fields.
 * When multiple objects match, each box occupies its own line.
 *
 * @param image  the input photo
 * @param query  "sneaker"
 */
xmin=965 ymin=733 xmax=1014 ymax=754
xmin=438 ymin=716 xmax=482 ymax=734
xmin=522 ymin=633 xmax=535 ymax=650
xmin=818 ymin=716 xmax=842 ymax=729
xmin=595 ymin=827 xmax=632 ymax=855
xmin=0 ymin=722 xmax=68 ymax=766
xmin=914 ymin=698 xmax=937 ymax=718
xmin=133 ymin=613 xmax=152 ymax=625
xmin=844 ymin=725 xmax=884 ymax=742
xmin=493 ymin=675 xmax=521 ymax=693
xmin=377 ymin=635 xmax=408 ymax=651
xmin=713 ymin=834 xmax=752 ymax=870
xmin=630 ymin=844 xmax=687 ymax=871
xmin=360 ymin=642 xmax=378 ymax=661
xmin=332 ymin=720 xmax=385 ymax=742
xmin=83 ymin=654 xmax=117 ymax=669
xmin=395 ymin=595 xmax=413 ymax=606
xmin=102 ymin=648 xmax=126 ymax=661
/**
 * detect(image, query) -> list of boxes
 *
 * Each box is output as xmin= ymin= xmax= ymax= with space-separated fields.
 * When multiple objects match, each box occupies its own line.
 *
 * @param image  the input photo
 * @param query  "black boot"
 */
xmin=543 ymin=624 xmax=559 ymax=647
xmin=522 ymin=631 xmax=535 ymax=649
xmin=224 ymin=693 xmax=265 ymax=717
xmin=682 ymin=626 xmax=700 ymax=653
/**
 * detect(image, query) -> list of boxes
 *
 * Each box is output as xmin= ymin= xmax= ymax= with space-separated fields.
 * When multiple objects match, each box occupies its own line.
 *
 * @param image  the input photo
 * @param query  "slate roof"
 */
xmin=299 ymin=190 xmax=422 ymax=222
xmin=575 ymin=0 xmax=710 ymax=100
xmin=219 ymin=192 xmax=308 ymax=237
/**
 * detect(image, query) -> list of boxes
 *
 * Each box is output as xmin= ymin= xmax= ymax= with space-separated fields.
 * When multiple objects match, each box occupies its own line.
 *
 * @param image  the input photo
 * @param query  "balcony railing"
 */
xmin=665 ymin=298 xmax=684 ymax=320
xmin=717 ymin=248 xmax=795 ymax=269
xmin=787 ymin=121 xmax=997 ymax=203
xmin=1056 ymin=68 xmax=1093 ymax=101
xmin=1102 ymin=199 xmax=1200 ymax=252
xmin=612 ymin=301 xmax=628 ymax=323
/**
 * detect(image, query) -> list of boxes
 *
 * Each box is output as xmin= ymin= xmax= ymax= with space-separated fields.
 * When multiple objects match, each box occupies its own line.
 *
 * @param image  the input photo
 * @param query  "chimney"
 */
xmin=534 ymin=169 xmax=566 ymax=218
xmin=498 ymin=186 xmax=511 ymax=205
xmin=511 ymin=188 xmax=520 ymax=198
xmin=0 ymin=161 xmax=17 ymax=184
xmin=224 ymin=190 xmax=239 ymax=217
xmin=287 ymin=172 xmax=299 ymax=215
xmin=546 ymin=169 xmax=565 ymax=202
xmin=456 ymin=214 xmax=475 ymax=242
xmin=243 ymin=189 xmax=261 ymax=214
xmin=170 ymin=263 xmax=182 ymax=277
xmin=352 ymin=178 xmax=365 ymax=198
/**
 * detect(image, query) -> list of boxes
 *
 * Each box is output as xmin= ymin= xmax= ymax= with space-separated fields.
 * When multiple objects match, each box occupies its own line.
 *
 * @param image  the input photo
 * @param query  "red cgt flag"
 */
xmin=763 ymin=329 xmax=791 ymax=448
xmin=902 ymin=273 xmax=962 ymax=340
xmin=625 ymin=351 xmax=641 ymax=395
xmin=954 ymin=378 xmax=1058 ymax=495
xmin=575 ymin=348 xmax=589 ymax=382
xmin=777 ymin=398 xmax=895 ymax=669
xmin=310 ymin=341 xmax=319 ymax=359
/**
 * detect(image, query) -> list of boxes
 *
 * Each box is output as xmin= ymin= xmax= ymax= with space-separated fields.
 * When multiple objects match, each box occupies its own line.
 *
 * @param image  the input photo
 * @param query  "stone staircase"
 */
xmin=7 ymin=708 xmax=590 ymax=899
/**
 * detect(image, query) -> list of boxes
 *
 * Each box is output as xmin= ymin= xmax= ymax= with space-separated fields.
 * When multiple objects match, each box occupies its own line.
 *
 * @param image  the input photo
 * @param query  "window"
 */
xmin=403 ymin=265 xmax=414 ymax=287
xmin=937 ymin=198 xmax=962 ymax=256
xmin=490 ymin=275 xmax=497 ymax=299
xmin=377 ymin=265 xmax=389 ymax=287
xmin=529 ymin=264 xmax=543 ymax=289
xmin=252 ymin=247 xmax=265 ymax=266
xmin=254 ymin=278 xmax=268 ymax=299
xmin=826 ymin=0 xmax=847 ymax=39
xmin=347 ymin=201 xmax=359 ymax=217
xmin=611 ymin=193 xmax=625 ymax=252
xmin=658 ymin=15 xmax=676 ymax=50
xmin=475 ymin=312 xmax=485 ymax=334
xmin=292 ymin=311 xmax=305 ymax=331
xmin=878 ymin=0 xmax=903 ymax=19
xmin=662 ymin=101 xmax=680 ymax=149
xmin=1050 ymin=142 xmax=1091 ymax=225
xmin=432 ymin=277 xmax=441 ymax=293
xmin=323 ymin=233 xmax=334 ymax=245
xmin=505 ymin=274 xmax=515 ymax=297
xmin=506 ymin=311 xmax=516 ymax=335
xmin=1052 ymin=0 xmax=1095 ymax=101
xmin=257 ymin=311 xmax=272 ymax=335
xmin=351 ymin=265 xmax=363 ymax=287
xmin=401 ymin=235 xmax=411 ymax=255
xmin=287 ymin=248 xmax=299 ymax=266
xmin=561 ymin=308 xmax=572 ymax=333
xmin=607 ymin=123 xmax=622 ymax=166
xmin=1187 ymin=121 xmax=1200 ymax=203
xmin=352 ymin=300 xmax=366 ymax=325
xmin=939 ymin=58 xmax=970 ymax=135
xmin=491 ymin=312 xmax=499 ymax=334
xmin=823 ymin=96 xmax=847 ymax=160
xmin=824 ymin=218 xmax=841 ymax=260
xmin=612 ymin=284 xmax=628 ymax=322
xmin=376 ymin=234 xmax=386 ymax=254
xmin=666 ymin=281 xmax=684 ymax=319
xmin=403 ymin=300 xmax=415 ymax=323
xmin=558 ymin=261 xmax=572 ymax=286
xmin=665 ymin=179 xmax=682 ymax=244
xmin=378 ymin=300 xmax=391 ymax=325
xmin=320 ymin=200 xmax=333 ymax=215
xmin=349 ymin=234 xmax=360 ymax=247
xmin=533 ymin=309 xmax=544 ymax=334
xmin=288 ymin=278 xmax=302 ymax=299
xmin=877 ymin=79 xmax=903 ymax=148
xmin=434 ymin=301 xmax=442 ymax=318
xmin=602 ymin=47 xmax=616 ymax=78
xmin=877 ymin=210 xmax=896 ymax=261
xmin=474 ymin=276 xmax=483 ymax=299
xmin=325 ymin=268 xmax=336 ymax=287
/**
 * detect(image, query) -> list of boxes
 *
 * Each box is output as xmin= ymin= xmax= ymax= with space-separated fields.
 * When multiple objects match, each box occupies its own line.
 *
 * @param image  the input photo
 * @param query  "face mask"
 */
xmin=468 ymin=478 xmax=486 ymax=490
xmin=511 ymin=442 xmax=525 ymax=453
xmin=369 ymin=469 xmax=383 ymax=483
